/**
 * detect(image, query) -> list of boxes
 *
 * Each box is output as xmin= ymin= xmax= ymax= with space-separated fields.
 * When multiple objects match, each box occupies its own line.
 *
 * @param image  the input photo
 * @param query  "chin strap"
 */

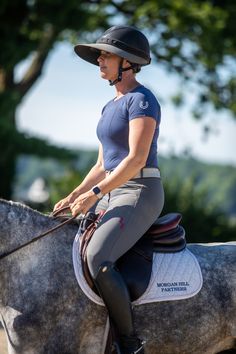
xmin=109 ymin=65 xmax=124 ymax=86
xmin=109 ymin=60 xmax=139 ymax=86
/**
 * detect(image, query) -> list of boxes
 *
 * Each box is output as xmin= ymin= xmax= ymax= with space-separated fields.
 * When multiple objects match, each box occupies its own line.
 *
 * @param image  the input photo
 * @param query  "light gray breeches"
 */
xmin=86 ymin=177 xmax=164 ymax=278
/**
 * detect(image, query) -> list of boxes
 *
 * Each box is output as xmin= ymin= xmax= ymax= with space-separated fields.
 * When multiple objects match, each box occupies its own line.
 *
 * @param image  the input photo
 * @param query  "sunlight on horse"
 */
xmin=0 ymin=199 xmax=235 ymax=354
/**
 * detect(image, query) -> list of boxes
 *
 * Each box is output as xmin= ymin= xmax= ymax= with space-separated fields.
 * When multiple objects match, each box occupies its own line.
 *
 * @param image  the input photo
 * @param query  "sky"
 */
xmin=16 ymin=42 xmax=236 ymax=167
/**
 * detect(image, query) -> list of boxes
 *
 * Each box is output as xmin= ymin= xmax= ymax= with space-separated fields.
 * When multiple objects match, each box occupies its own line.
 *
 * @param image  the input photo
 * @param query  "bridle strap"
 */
xmin=0 ymin=207 xmax=78 ymax=261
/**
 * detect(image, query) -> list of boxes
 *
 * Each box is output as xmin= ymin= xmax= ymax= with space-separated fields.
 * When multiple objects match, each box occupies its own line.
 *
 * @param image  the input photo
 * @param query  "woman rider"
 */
xmin=54 ymin=26 xmax=164 ymax=354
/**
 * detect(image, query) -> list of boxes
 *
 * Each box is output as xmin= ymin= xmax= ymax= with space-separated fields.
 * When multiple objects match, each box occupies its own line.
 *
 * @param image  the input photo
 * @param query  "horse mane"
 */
xmin=0 ymin=198 xmax=47 ymax=216
xmin=0 ymin=198 xmax=79 ymax=228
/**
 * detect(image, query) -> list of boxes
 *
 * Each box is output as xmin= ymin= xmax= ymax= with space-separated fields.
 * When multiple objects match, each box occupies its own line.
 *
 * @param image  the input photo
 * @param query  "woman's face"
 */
xmin=97 ymin=51 xmax=122 ymax=81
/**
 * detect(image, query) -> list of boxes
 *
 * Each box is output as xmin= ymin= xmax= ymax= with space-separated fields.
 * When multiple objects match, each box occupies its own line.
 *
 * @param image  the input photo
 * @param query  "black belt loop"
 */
xmin=140 ymin=168 xmax=143 ymax=178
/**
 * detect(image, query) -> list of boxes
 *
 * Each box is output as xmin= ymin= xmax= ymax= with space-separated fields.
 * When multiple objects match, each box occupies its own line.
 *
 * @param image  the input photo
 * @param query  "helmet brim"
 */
xmin=74 ymin=43 xmax=149 ymax=66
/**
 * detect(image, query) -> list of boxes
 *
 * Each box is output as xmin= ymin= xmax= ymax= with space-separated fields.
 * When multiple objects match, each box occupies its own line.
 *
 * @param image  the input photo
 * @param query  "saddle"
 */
xmin=80 ymin=211 xmax=186 ymax=302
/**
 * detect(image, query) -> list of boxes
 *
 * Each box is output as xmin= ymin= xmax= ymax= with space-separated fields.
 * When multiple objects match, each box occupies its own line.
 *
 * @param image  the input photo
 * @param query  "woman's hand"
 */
xmin=70 ymin=191 xmax=98 ymax=217
xmin=53 ymin=193 xmax=76 ymax=213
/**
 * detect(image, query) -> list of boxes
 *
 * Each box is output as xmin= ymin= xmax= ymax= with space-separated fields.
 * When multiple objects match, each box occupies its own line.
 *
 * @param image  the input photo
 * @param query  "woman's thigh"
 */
xmin=86 ymin=178 xmax=164 ymax=277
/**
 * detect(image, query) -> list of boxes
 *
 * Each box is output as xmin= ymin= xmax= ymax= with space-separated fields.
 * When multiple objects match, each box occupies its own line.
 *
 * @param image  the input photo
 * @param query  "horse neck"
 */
xmin=0 ymin=200 xmax=78 ymax=299
xmin=0 ymin=199 xmax=56 ymax=256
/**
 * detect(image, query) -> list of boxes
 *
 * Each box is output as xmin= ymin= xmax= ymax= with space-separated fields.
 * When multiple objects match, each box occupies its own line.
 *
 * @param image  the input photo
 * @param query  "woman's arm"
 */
xmin=53 ymin=144 xmax=105 ymax=211
xmin=70 ymin=117 xmax=157 ymax=216
xmin=70 ymin=143 xmax=105 ymax=198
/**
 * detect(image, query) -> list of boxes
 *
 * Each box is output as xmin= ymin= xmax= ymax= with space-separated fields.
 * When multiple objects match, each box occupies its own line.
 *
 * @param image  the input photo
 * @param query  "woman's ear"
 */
xmin=122 ymin=59 xmax=131 ymax=68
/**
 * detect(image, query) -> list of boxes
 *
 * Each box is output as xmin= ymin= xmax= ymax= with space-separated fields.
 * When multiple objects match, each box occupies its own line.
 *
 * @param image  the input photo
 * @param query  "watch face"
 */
xmin=93 ymin=186 xmax=101 ymax=195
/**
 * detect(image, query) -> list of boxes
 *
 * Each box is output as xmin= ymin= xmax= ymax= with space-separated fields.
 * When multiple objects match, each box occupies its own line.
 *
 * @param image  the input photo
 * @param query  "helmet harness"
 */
xmin=109 ymin=60 xmax=141 ymax=86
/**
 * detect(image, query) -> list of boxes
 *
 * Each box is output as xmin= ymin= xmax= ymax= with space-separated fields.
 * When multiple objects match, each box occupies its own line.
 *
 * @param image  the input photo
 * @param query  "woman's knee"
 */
xmin=86 ymin=244 xmax=108 ymax=278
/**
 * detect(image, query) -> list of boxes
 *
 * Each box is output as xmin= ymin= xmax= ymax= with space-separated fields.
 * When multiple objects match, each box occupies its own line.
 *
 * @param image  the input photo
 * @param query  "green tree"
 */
xmin=114 ymin=0 xmax=236 ymax=118
xmin=162 ymin=175 xmax=236 ymax=243
xmin=48 ymin=170 xmax=84 ymax=210
xmin=1 ymin=0 xmax=236 ymax=199
xmin=0 ymin=0 xmax=109 ymax=199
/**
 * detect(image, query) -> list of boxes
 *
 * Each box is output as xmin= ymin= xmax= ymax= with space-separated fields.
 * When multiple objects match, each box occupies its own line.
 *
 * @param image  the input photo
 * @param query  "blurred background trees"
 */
xmin=159 ymin=157 xmax=236 ymax=243
xmin=14 ymin=153 xmax=236 ymax=243
xmin=1 ymin=0 xmax=236 ymax=242
xmin=0 ymin=0 xmax=110 ymax=198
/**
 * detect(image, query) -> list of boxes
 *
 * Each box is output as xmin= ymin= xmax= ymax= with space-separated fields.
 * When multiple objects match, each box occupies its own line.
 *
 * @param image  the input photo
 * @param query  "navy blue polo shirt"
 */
xmin=96 ymin=85 xmax=161 ymax=171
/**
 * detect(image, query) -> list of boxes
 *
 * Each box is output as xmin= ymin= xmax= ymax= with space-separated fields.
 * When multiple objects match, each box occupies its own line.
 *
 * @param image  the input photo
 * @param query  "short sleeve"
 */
xmin=127 ymin=91 xmax=161 ymax=123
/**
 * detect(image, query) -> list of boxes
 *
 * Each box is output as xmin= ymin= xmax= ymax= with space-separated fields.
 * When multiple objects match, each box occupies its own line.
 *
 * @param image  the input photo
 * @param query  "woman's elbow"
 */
xmin=94 ymin=161 xmax=105 ymax=173
xmin=128 ymin=154 xmax=147 ymax=169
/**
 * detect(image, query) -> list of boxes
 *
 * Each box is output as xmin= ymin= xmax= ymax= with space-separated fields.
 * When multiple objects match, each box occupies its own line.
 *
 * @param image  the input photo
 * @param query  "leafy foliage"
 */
xmin=1 ymin=0 xmax=236 ymax=199
xmin=14 ymin=153 xmax=236 ymax=243
xmin=48 ymin=170 xmax=84 ymax=209
xmin=110 ymin=0 xmax=236 ymax=117
xmin=162 ymin=174 xmax=236 ymax=243
xmin=159 ymin=156 xmax=236 ymax=217
xmin=159 ymin=156 xmax=236 ymax=242
xmin=0 ymin=0 xmax=110 ymax=198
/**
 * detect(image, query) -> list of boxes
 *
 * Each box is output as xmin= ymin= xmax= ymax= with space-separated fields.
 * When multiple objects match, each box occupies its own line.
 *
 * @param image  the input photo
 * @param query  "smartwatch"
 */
xmin=91 ymin=186 xmax=104 ymax=199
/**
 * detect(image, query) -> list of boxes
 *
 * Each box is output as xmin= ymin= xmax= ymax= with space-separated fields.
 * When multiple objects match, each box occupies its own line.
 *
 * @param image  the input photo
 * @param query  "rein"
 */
xmin=0 ymin=206 xmax=82 ymax=261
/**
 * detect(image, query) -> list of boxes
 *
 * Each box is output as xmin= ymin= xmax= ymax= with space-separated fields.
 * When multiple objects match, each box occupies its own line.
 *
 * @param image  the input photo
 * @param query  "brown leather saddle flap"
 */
xmin=79 ymin=212 xmax=186 ymax=301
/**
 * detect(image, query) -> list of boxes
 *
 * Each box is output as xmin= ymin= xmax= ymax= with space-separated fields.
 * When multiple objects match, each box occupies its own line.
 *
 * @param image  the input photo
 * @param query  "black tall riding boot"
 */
xmin=93 ymin=262 xmax=145 ymax=354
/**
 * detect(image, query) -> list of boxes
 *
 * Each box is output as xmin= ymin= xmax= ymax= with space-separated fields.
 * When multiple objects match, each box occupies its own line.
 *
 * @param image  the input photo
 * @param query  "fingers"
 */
xmin=53 ymin=199 xmax=69 ymax=212
xmin=70 ymin=205 xmax=83 ymax=217
xmin=70 ymin=199 xmax=87 ymax=217
xmin=53 ymin=203 xmax=61 ymax=212
xmin=69 ymin=193 xmax=97 ymax=217
xmin=70 ymin=198 xmax=84 ymax=216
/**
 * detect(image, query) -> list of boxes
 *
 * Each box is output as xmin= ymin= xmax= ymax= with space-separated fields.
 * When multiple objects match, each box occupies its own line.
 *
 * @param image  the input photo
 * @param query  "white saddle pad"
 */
xmin=72 ymin=231 xmax=203 ymax=306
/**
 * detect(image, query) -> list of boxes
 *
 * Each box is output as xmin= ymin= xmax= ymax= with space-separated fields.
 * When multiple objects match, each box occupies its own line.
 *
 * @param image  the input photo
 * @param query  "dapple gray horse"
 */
xmin=0 ymin=199 xmax=235 ymax=354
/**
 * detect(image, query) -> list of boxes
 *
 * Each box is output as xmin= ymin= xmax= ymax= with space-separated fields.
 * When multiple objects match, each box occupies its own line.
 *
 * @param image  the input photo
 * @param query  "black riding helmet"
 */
xmin=74 ymin=26 xmax=151 ymax=85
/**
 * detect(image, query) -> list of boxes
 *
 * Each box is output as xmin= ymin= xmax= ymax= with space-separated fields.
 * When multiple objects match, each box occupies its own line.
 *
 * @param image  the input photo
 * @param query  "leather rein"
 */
xmin=0 ymin=206 xmax=82 ymax=261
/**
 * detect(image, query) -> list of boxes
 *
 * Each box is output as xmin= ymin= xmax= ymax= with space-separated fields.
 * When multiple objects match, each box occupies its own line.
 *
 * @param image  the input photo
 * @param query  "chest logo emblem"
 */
xmin=139 ymin=101 xmax=149 ymax=109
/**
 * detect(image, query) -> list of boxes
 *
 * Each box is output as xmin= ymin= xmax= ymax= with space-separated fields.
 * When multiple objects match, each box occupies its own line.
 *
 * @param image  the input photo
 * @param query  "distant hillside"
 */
xmin=159 ymin=156 xmax=236 ymax=217
xmin=14 ymin=153 xmax=236 ymax=217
